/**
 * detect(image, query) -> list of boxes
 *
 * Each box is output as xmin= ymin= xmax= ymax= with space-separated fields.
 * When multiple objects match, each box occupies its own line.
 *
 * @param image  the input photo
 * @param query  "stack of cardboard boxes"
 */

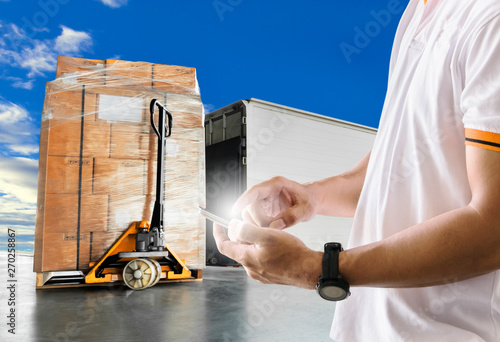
xmin=34 ymin=56 xmax=205 ymax=274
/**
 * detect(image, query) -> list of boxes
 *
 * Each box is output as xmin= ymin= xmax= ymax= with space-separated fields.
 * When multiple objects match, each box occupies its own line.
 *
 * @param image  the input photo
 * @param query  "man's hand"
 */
xmin=232 ymin=176 xmax=319 ymax=229
xmin=215 ymin=153 xmax=370 ymax=289
xmin=213 ymin=220 xmax=323 ymax=289
xmin=233 ymin=153 xmax=371 ymax=228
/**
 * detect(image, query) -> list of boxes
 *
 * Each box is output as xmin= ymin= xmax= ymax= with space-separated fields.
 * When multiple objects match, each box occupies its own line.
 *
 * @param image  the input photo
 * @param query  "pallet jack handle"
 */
xmin=149 ymin=99 xmax=173 ymax=231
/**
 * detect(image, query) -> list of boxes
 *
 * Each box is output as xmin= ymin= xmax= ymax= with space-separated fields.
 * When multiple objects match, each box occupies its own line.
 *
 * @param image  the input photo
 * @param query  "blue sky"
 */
xmin=0 ymin=0 xmax=407 ymax=252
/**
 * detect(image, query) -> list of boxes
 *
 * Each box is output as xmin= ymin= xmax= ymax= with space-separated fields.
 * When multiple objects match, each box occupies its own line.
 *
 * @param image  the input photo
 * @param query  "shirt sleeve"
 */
xmin=461 ymin=14 xmax=500 ymax=152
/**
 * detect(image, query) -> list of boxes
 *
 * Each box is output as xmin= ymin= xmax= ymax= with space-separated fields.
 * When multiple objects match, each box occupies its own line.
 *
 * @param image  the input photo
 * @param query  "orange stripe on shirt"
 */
xmin=465 ymin=128 xmax=500 ymax=152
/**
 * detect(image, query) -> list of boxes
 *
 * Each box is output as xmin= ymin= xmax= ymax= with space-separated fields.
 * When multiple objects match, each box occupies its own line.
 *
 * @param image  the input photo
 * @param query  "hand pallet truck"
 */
xmin=36 ymin=99 xmax=200 ymax=290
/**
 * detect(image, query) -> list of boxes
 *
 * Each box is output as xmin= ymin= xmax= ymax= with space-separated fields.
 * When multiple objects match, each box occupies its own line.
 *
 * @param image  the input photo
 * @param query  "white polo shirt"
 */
xmin=331 ymin=0 xmax=500 ymax=341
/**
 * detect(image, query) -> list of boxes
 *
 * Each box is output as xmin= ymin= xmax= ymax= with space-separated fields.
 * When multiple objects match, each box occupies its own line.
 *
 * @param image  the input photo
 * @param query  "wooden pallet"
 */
xmin=36 ymin=269 xmax=203 ymax=290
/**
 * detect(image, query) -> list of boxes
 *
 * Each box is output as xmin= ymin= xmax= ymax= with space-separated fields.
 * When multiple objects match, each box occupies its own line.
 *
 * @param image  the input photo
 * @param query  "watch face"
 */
xmin=320 ymin=285 xmax=347 ymax=301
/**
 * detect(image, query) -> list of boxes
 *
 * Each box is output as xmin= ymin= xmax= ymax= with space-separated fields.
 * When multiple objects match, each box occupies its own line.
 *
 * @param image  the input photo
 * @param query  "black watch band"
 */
xmin=316 ymin=242 xmax=350 ymax=301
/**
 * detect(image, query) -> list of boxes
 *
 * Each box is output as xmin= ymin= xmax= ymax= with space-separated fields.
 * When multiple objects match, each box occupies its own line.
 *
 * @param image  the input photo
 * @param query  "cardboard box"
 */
xmin=41 ymin=232 xmax=108 ymax=271
xmin=46 ymin=156 xmax=93 ymax=194
xmin=93 ymin=158 xmax=147 ymax=196
xmin=88 ymin=231 xmax=122 ymax=264
xmin=56 ymin=56 xmax=106 ymax=86
xmin=110 ymin=130 xmax=155 ymax=160
xmin=83 ymin=92 xmax=99 ymax=121
xmin=41 ymin=232 xmax=78 ymax=271
xmin=44 ymin=85 xmax=110 ymax=158
xmin=153 ymin=64 xmax=198 ymax=95
xmin=39 ymin=193 xmax=108 ymax=271
xmin=43 ymin=194 xmax=108 ymax=233
xmin=34 ymin=119 xmax=50 ymax=272
xmin=107 ymin=195 xmax=151 ymax=231
xmin=48 ymin=88 xmax=84 ymax=120
xmin=46 ymin=120 xmax=82 ymax=157
xmin=105 ymin=59 xmax=153 ymax=88
xmin=34 ymin=57 xmax=206 ymax=273
xmin=83 ymin=120 xmax=111 ymax=158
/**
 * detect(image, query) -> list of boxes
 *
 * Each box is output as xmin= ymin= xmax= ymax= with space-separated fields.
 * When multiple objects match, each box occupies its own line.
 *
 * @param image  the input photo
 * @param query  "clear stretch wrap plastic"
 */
xmin=34 ymin=56 xmax=206 ymax=273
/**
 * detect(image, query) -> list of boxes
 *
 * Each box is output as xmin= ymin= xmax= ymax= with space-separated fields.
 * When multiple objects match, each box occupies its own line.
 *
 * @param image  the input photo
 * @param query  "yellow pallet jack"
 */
xmin=85 ymin=99 xmax=193 ymax=290
xmin=37 ymin=100 xmax=199 ymax=290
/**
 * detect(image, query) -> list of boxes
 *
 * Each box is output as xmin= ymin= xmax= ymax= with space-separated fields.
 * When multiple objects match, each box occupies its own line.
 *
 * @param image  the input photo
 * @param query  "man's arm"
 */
xmin=340 ymin=145 xmax=500 ymax=287
xmin=307 ymin=151 xmax=371 ymax=218
xmin=215 ymin=146 xmax=500 ymax=289
xmin=233 ymin=152 xmax=371 ymax=229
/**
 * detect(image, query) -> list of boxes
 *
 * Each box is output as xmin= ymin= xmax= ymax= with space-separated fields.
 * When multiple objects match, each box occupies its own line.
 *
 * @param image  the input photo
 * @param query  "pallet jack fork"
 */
xmin=83 ymin=99 xmax=193 ymax=290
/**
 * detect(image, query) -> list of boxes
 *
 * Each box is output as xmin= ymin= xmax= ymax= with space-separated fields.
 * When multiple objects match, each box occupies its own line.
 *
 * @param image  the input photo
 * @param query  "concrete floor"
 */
xmin=0 ymin=254 xmax=336 ymax=342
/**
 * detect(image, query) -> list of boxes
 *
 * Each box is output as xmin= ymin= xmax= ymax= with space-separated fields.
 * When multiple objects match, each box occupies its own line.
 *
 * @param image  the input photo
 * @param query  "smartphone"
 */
xmin=198 ymin=207 xmax=230 ymax=228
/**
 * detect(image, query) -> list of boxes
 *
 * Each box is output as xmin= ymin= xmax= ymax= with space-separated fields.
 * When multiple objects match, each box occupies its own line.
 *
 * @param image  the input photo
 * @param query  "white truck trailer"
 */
xmin=205 ymin=98 xmax=376 ymax=265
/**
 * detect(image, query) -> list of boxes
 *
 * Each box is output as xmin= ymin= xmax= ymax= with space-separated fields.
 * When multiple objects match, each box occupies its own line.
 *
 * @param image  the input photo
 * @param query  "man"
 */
xmin=213 ymin=0 xmax=500 ymax=340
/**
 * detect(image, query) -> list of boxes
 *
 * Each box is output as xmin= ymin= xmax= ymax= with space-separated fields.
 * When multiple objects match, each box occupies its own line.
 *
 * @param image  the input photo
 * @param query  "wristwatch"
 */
xmin=316 ymin=242 xmax=350 ymax=301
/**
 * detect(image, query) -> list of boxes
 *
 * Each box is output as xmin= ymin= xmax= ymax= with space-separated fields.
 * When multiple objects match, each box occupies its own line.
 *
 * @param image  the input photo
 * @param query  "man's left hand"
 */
xmin=213 ymin=220 xmax=323 ymax=289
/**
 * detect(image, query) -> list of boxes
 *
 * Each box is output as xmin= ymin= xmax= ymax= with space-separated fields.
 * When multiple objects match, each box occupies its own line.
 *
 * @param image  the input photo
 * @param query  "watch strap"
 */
xmin=322 ymin=242 xmax=342 ymax=280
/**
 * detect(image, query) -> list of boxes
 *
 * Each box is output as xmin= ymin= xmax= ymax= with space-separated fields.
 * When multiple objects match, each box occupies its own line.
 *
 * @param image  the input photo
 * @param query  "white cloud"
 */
xmin=54 ymin=25 xmax=92 ymax=54
xmin=0 ymin=194 xmax=36 ymax=222
xmin=0 ymin=23 xmax=92 ymax=87
xmin=0 ymin=99 xmax=29 ymax=124
xmin=5 ymin=77 xmax=35 ymax=90
xmin=100 ymin=0 xmax=128 ymax=8
xmin=8 ymin=144 xmax=39 ymax=155
xmin=0 ymin=156 xmax=38 ymax=204
xmin=0 ymin=99 xmax=39 ymax=241
xmin=19 ymin=41 xmax=58 ymax=77
xmin=0 ymin=192 xmax=37 ymax=243
xmin=203 ymin=103 xmax=216 ymax=114
xmin=0 ymin=99 xmax=39 ymax=149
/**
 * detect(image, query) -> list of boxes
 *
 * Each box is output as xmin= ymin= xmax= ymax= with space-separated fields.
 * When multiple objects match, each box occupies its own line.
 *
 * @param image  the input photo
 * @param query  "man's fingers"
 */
xmin=232 ymin=186 xmax=268 ymax=214
xmin=228 ymin=219 xmax=275 ymax=245
xmin=269 ymin=218 xmax=286 ymax=229
xmin=212 ymin=223 xmax=229 ymax=244
xmin=244 ymin=202 xmax=274 ymax=227
xmin=232 ymin=178 xmax=282 ymax=214
xmin=272 ymin=205 xmax=306 ymax=228
xmin=227 ymin=220 xmax=243 ymax=242
xmin=241 ymin=208 xmax=258 ymax=226
xmin=213 ymin=223 xmax=253 ymax=261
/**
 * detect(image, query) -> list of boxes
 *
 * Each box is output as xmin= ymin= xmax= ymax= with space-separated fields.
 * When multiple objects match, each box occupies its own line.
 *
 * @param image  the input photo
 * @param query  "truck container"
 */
xmin=205 ymin=98 xmax=377 ymax=265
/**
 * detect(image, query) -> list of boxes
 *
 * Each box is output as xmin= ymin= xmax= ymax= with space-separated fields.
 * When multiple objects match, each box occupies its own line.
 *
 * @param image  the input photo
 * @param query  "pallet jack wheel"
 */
xmin=123 ymin=258 xmax=157 ymax=290
xmin=148 ymin=258 xmax=162 ymax=287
